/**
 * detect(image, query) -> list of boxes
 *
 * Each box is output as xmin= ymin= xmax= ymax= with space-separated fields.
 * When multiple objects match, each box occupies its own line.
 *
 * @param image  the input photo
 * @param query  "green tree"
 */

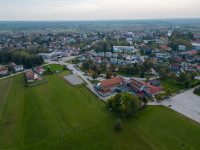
xmin=165 ymin=88 xmax=172 ymax=96
xmin=92 ymin=72 xmax=98 ymax=80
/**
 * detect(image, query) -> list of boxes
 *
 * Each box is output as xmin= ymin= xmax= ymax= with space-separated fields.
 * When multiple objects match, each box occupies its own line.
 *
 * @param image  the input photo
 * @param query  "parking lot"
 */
xmin=162 ymin=88 xmax=200 ymax=123
xmin=64 ymin=74 xmax=84 ymax=85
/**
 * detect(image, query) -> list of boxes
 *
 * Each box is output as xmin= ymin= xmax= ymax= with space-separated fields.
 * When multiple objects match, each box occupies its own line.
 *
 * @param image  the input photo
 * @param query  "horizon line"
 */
xmin=0 ymin=18 xmax=200 ymax=22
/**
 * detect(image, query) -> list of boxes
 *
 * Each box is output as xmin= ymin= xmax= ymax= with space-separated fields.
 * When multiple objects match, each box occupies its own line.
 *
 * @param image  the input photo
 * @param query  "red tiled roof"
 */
xmin=187 ymin=66 xmax=193 ymax=69
xmin=100 ymin=77 xmax=124 ymax=91
xmin=174 ymin=57 xmax=182 ymax=63
xmin=94 ymin=57 xmax=101 ymax=60
xmin=143 ymin=83 xmax=161 ymax=95
xmin=129 ymin=78 xmax=144 ymax=89
xmin=187 ymin=50 xmax=198 ymax=55
xmin=0 ymin=67 xmax=8 ymax=72
xmin=99 ymin=89 xmax=111 ymax=95
xmin=171 ymin=63 xmax=180 ymax=68
xmin=25 ymin=70 xmax=34 ymax=80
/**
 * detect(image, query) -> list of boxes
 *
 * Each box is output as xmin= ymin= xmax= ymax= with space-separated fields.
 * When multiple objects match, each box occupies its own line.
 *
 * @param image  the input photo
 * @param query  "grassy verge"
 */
xmin=89 ymin=79 xmax=99 ymax=84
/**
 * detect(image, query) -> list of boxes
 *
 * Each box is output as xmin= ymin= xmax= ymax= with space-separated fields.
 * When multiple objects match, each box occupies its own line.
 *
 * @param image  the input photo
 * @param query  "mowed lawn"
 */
xmin=0 ymin=73 xmax=200 ymax=150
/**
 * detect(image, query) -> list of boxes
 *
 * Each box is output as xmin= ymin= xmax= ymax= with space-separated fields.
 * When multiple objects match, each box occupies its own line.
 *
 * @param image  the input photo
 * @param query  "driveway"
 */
xmin=149 ymin=88 xmax=200 ymax=123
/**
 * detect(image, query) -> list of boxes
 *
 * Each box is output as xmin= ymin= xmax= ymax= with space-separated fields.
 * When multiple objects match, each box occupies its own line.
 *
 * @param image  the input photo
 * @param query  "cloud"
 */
xmin=0 ymin=0 xmax=199 ymax=20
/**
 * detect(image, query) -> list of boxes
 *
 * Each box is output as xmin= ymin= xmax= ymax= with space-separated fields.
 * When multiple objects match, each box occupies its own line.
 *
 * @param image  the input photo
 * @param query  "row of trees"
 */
xmin=158 ymin=66 xmax=197 ymax=87
xmin=168 ymin=31 xmax=194 ymax=51
xmin=92 ymin=40 xmax=130 ymax=53
xmin=0 ymin=50 xmax=44 ymax=69
xmin=107 ymin=93 xmax=142 ymax=117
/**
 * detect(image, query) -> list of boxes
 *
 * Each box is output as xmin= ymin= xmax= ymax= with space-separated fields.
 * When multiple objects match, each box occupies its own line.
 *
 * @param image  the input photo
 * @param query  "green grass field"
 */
xmin=44 ymin=64 xmax=66 ymax=73
xmin=161 ymin=79 xmax=200 ymax=93
xmin=0 ymin=72 xmax=199 ymax=150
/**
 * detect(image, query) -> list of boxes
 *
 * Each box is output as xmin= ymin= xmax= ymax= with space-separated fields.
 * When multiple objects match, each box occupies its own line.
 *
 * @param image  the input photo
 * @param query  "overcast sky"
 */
xmin=0 ymin=0 xmax=199 ymax=21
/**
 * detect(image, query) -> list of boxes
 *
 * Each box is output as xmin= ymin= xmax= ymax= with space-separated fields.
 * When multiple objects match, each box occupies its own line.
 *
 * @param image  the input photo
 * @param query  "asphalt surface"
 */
xmin=149 ymin=88 xmax=200 ymax=123
xmin=162 ymin=88 xmax=200 ymax=123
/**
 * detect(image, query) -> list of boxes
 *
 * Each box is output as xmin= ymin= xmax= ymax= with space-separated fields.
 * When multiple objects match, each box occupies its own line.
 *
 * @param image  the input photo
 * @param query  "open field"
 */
xmin=0 ymin=72 xmax=199 ymax=150
xmin=161 ymin=79 xmax=200 ymax=93
xmin=44 ymin=64 xmax=66 ymax=73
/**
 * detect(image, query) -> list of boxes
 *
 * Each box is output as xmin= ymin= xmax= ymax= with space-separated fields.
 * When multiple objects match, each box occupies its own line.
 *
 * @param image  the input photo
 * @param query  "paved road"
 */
xmin=149 ymin=88 xmax=200 ymax=123
xmin=0 ymin=71 xmax=24 ymax=81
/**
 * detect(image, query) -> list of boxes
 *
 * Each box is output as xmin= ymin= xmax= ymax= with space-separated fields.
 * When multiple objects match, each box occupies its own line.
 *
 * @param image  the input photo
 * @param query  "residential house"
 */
xmin=94 ymin=57 xmax=101 ymax=64
xmin=187 ymin=50 xmax=198 ymax=55
xmin=185 ymin=66 xmax=193 ymax=72
xmin=34 ymin=66 xmax=44 ymax=75
xmin=179 ymin=45 xmax=186 ymax=51
xmin=112 ymin=53 xmax=118 ymax=58
xmin=102 ymin=58 xmax=109 ymax=63
xmin=121 ymin=54 xmax=128 ymax=60
xmin=25 ymin=70 xmax=34 ymax=82
xmin=105 ymin=52 xmax=112 ymax=58
xmin=194 ymin=55 xmax=200 ymax=61
xmin=97 ymin=52 xmax=104 ymax=57
xmin=160 ymin=44 xmax=171 ymax=51
xmin=113 ymin=46 xmax=134 ymax=53
xmin=197 ymin=66 xmax=200 ymax=72
xmin=78 ymin=56 xmax=85 ymax=62
xmin=192 ymin=42 xmax=200 ymax=50
xmin=117 ymin=60 xmax=124 ymax=66
xmin=110 ymin=58 xmax=118 ymax=64
xmin=170 ymin=63 xmax=180 ymax=72
xmin=174 ymin=57 xmax=183 ymax=63
xmin=14 ymin=65 xmax=24 ymax=72
xmin=10 ymin=62 xmax=16 ymax=68
xmin=0 ymin=67 xmax=8 ymax=75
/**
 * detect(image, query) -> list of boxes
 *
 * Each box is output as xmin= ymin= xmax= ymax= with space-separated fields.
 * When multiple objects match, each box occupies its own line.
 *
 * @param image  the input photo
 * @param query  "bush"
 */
xmin=114 ymin=119 xmax=122 ymax=131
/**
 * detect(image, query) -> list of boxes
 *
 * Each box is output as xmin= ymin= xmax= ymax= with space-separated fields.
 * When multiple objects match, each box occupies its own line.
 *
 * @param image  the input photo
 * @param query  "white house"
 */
xmin=14 ymin=65 xmax=24 ymax=72
xmin=0 ymin=67 xmax=8 ymax=75
xmin=179 ymin=45 xmax=186 ymax=51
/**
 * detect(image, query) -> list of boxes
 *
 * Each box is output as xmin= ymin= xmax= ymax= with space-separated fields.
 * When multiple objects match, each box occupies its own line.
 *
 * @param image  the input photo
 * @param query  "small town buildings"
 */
xmin=14 ymin=65 xmax=24 ymax=72
xmin=113 ymin=46 xmax=135 ymax=53
xmin=102 ymin=58 xmax=109 ymax=63
xmin=112 ymin=53 xmax=118 ymax=58
xmin=0 ymin=67 xmax=8 ymax=75
xmin=34 ymin=66 xmax=44 ymax=75
xmin=105 ymin=52 xmax=112 ymax=58
xmin=170 ymin=63 xmax=180 ymax=72
xmin=25 ymin=70 xmax=34 ymax=82
xmin=187 ymin=50 xmax=198 ymax=55
xmin=128 ymin=78 xmax=161 ymax=97
xmin=185 ymin=66 xmax=193 ymax=72
xmin=94 ymin=57 xmax=101 ymax=64
xmin=97 ymin=76 xmax=124 ymax=96
xmin=192 ymin=42 xmax=200 ymax=50
xmin=97 ymin=52 xmax=104 ymax=57
xmin=110 ymin=58 xmax=118 ymax=64
xmin=179 ymin=45 xmax=186 ymax=51
xmin=78 ymin=56 xmax=85 ymax=62
xmin=121 ymin=54 xmax=128 ymax=59
xmin=117 ymin=60 xmax=124 ymax=66
xmin=10 ymin=62 xmax=16 ymax=68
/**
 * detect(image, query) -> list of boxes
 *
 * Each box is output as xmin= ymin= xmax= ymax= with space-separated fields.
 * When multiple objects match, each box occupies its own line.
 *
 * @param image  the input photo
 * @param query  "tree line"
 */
xmin=0 ymin=49 xmax=44 ymax=69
